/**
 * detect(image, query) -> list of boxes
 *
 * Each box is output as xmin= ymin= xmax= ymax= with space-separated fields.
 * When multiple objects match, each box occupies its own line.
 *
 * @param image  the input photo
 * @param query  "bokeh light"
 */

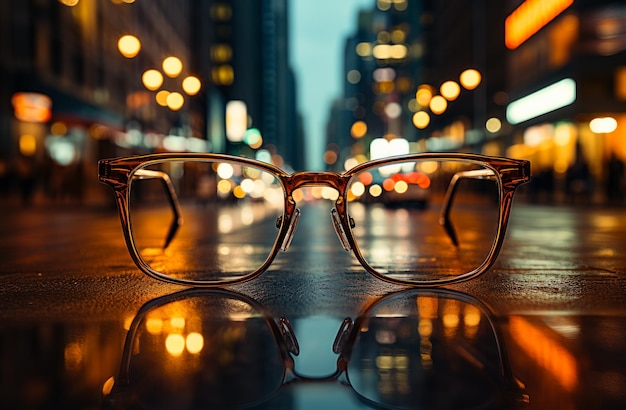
xmin=117 ymin=35 xmax=141 ymax=58
xmin=162 ymin=56 xmax=183 ymax=77
xmin=440 ymin=80 xmax=461 ymax=100
xmin=166 ymin=92 xmax=184 ymax=110
xmin=412 ymin=111 xmax=430 ymax=129
xmin=429 ymin=95 xmax=448 ymax=114
xmin=182 ymin=76 xmax=201 ymax=95
xmin=142 ymin=69 xmax=164 ymax=91
xmin=460 ymin=69 xmax=481 ymax=90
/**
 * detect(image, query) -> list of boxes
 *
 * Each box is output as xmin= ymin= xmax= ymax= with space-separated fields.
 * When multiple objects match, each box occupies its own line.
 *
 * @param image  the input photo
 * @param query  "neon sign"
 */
xmin=505 ymin=0 xmax=573 ymax=49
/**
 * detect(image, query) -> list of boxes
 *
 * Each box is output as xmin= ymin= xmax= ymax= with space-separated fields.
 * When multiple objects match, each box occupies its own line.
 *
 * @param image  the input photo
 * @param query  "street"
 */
xmin=1 ymin=201 xmax=626 ymax=409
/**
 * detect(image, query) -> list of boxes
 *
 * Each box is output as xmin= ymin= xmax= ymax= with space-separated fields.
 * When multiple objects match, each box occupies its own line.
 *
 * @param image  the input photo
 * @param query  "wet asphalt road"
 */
xmin=1 ymin=200 xmax=626 ymax=408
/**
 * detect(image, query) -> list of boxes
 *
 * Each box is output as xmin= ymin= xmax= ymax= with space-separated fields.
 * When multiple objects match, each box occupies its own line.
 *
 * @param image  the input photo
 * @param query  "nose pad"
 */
xmin=332 ymin=318 xmax=354 ymax=354
xmin=278 ymin=318 xmax=300 ymax=355
xmin=330 ymin=208 xmax=352 ymax=251
xmin=278 ymin=208 xmax=301 ymax=251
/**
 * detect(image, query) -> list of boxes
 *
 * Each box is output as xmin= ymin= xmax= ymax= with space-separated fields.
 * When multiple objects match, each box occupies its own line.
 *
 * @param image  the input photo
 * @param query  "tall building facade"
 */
xmin=328 ymin=0 xmax=424 ymax=170
xmin=197 ymin=0 xmax=302 ymax=170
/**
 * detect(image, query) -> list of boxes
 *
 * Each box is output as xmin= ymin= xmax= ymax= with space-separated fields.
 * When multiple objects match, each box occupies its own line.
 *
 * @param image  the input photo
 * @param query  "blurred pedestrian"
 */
xmin=606 ymin=153 xmax=624 ymax=203
xmin=16 ymin=155 xmax=37 ymax=206
xmin=566 ymin=145 xmax=592 ymax=204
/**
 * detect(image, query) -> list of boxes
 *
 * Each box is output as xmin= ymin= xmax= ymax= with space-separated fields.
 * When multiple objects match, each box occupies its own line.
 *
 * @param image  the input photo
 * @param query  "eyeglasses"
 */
xmin=103 ymin=288 xmax=528 ymax=409
xmin=98 ymin=153 xmax=530 ymax=287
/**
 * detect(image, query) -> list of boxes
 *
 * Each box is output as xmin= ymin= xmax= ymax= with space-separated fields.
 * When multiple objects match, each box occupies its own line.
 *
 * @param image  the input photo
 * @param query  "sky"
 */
xmin=290 ymin=0 xmax=372 ymax=170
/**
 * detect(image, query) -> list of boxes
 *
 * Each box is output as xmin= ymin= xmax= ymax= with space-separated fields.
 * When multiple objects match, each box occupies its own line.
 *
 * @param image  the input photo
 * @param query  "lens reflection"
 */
xmin=106 ymin=290 xmax=286 ymax=409
xmin=343 ymin=290 xmax=522 ymax=409
xmin=128 ymin=159 xmax=285 ymax=283
xmin=348 ymin=159 xmax=501 ymax=282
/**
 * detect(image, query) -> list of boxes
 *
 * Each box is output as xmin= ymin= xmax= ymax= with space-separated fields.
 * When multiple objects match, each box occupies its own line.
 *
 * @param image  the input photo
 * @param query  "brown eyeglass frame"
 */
xmin=98 ymin=152 xmax=530 ymax=287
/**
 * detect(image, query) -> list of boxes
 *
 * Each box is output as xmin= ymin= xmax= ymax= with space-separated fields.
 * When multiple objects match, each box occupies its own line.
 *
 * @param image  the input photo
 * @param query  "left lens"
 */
xmin=128 ymin=159 xmax=285 ymax=284
xmin=347 ymin=158 xmax=501 ymax=284
xmin=113 ymin=292 xmax=286 ymax=409
xmin=345 ymin=290 xmax=515 ymax=409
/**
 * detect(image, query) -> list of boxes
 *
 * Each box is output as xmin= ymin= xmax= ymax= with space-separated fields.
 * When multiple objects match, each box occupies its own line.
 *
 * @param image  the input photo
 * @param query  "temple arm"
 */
xmin=132 ymin=169 xmax=183 ymax=249
xmin=439 ymin=169 xmax=497 ymax=247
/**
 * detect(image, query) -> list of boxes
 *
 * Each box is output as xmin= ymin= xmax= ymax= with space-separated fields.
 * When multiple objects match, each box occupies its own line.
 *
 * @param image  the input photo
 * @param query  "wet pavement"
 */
xmin=1 ymin=200 xmax=626 ymax=409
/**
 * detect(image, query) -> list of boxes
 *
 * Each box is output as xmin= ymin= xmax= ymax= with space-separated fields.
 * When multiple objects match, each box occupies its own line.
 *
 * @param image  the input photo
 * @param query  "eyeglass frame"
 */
xmin=106 ymin=287 xmax=529 ymax=408
xmin=98 ymin=152 xmax=530 ymax=287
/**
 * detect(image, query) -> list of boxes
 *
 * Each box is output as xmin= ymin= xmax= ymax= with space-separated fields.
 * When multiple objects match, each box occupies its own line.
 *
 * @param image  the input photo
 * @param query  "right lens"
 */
xmin=347 ymin=158 xmax=501 ymax=283
xmin=346 ymin=290 xmax=513 ymax=409
xmin=127 ymin=159 xmax=285 ymax=284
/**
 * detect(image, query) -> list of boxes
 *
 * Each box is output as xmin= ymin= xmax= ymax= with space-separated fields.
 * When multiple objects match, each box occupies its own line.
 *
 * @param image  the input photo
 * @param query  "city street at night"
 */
xmin=1 ymin=200 xmax=626 ymax=409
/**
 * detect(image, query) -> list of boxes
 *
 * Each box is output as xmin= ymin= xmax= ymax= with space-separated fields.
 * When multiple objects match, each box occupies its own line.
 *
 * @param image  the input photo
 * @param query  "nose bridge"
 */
xmin=287 ymin=171 xmax=348 ymax=192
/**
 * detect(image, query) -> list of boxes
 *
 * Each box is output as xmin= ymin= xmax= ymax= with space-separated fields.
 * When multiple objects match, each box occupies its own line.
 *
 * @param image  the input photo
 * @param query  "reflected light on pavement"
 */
xmin=509 ymin=316 xmax=578 ymax=391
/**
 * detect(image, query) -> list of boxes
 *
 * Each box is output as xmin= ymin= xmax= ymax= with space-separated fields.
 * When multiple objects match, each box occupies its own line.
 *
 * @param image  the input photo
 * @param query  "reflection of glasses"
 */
xmin=103 ymin=288 xmax=529 ymax=409
xmin=98 ymin=153 xmax=530 ymax=286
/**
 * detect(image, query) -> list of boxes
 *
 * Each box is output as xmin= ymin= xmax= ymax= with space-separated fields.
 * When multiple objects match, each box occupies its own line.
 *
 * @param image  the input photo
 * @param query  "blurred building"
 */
xmin=195 ymin=0 xmax=303 ymax=171
xmin=504 ymin=0 xmax=626 ymax=203
xmin=0 ymin=0 xmax=196 ymax=204
xmin=0 ymin=0 xmax=303 ymax=205
xmin=330 ymin=0 xmax=505 ymax=170
xmin=326 ymin=1 xmax=424 ymax=170
xmin=332 ymin=0 xmax=626 ymax=203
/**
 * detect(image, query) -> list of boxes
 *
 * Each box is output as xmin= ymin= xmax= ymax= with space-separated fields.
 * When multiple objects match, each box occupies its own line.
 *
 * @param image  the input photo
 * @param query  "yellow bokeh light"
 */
xmin=485 ymin=117 xmax=502 ymax=133
xmin=460 ymin=69 xmax=481 ymax=90
xmin=155 ymin=90 xmax=170 ymax=106
xmin=117 ymin=35 xmax=141 ymax=58
xmin=412 ymin=111 xmax=430 ymax=129
xmin=416 ymin=85 xmax=433 ymax=107
xmin=394 ymin=180 xmax=409 ymax=194
xmin=351 ymin=121 xmax=368 ymax=139
xmin=429 ymin=95 xmax=448 ymax=115
xmin=165 ymin=334 xmax=185 ymax=356
xmin=162 ymin=56 xmax=183 ymax=78
xmin=233 ymin=185 xmax=246 ymax=199
xmin=212 ymin=65 xmax=234 ymax=85
xmin=145 ymin=318 xmax=163 ymax=335
xmin=170 ymin=317 xmax=185 ymax=329
xmin=369 ymin=184 xmax=383 ymax=197
xmin=418 ymin=161 xmax=439 ymax=174
xmin=350 ymin=181 xmax=366 ymax=197
xmin=19 ymin=134 xmax=37 ymax=156
xmin=166 ymin=92 xmax=184 ymax=111
xmin=51 ymin=121 xmax=67 ymax=136
xmin=142 ymin=69 xmax=164 ymax=91
xmin=440 ymin=80 xmax=461 ymax=101
xmin=186 ymin=333 xmax=204 ymax=354
xmin=355 ymin=42 xmax=372 ymax=57
xmin=182 ymin=76 xmax=201 ymax=95
xmin=217 ymin=179 xmax=232 ymax=194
